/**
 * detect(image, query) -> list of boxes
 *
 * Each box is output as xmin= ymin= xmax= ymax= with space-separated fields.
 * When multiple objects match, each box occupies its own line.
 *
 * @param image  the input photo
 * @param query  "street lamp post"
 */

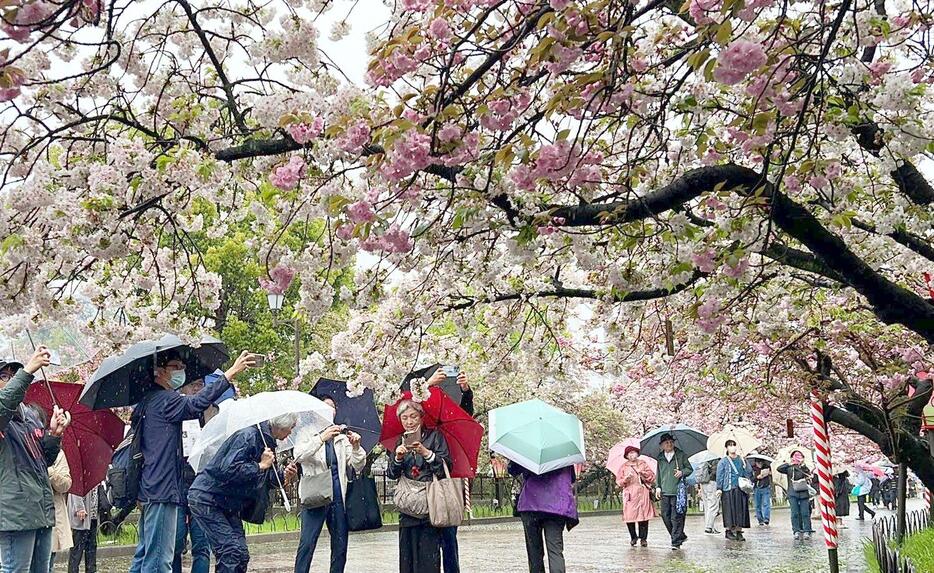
xmin=267 ymin=293 xmax=301 ymax=378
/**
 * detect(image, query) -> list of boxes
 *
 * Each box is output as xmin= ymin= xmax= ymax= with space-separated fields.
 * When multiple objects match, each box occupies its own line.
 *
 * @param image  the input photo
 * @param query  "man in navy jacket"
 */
xmin=188 ymin=416 xmax=297 ymax=573
xmin=129 ymin=350 xmax=255 ymax=573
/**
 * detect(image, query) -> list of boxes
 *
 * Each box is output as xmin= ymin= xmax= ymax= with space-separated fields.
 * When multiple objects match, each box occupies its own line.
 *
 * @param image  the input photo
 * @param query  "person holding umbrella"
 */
xmin=614 ymin=444 xmax=655 ymax=547
xmin=715 ymin=440 xmax=750 ymax=541
xmin=425 ymin=367 xmax=472 ymax=573
xmin=293 ymin=396 xmax=366 ymax=573
xmin=129 ymin=349 xmax=255 ymax=573
xmin=0 ymin=346 xmax=71 ymax=573
xmin=851 ymin=466 xmax=876 ymax=520
xmin=749 ymin=455 xmax=773 ymax=526
xmin=387 ymin=399 xmax=452 ymax=573
xmin=777 ymin=449 xmax=815 ymax=540
xmin=188 ymin=413 xmax=299 ymax=573
xmin=653 ymin=433 xmax=693 ymax=550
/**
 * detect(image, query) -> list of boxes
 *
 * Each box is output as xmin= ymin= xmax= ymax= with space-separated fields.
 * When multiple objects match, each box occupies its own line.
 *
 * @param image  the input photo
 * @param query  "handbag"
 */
xmin=345 ymin=468 xmax=383 ymax=532
xmin=791 ymin=478 xmax=810 ymax=492
xmin=300 ymin=470 xmax=334 ymax=508
xmin=674 ymin=458 xmax=688 ymax=515
xmin=394 ymin=475 xmax=429 ymax=518
xmin=738 ymin=477 xmax=754 ymax=495
xmin=428 ymin=461 xmax=465 ymax=528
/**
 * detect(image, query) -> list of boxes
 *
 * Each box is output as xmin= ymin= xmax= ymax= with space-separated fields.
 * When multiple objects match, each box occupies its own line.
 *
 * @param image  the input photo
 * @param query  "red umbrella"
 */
xmin=380 ymin=387 xmax=483 ymax=478
xmin=26 ymin=381 xmax=125 ymax=496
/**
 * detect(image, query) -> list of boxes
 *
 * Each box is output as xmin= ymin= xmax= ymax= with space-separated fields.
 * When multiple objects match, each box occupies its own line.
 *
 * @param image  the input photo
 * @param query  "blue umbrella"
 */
xmin=311 ymin=378 xmax=382 ymax=453
xmin=640 ymin=424 xmax=709 ymax=459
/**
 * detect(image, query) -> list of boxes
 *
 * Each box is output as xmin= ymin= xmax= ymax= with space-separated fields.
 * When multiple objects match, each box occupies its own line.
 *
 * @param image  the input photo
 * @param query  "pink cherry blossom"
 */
xmin=692 ymin=248 xmax=718 ymax=272
xmin=381 ymin=130 xmax=432 ymax=181
xmin=438 ymin=124 xmax=461 ymax=143
xmin=269 ymin=156 xmax=307 ymax=190
xmin=346 ymin=201 xmax=376 ymax=224
xmin=549 ymin=0 xmax=570 ymax=9
xmin=713 ymin=40 xmax=767 ymax=85
xmin=338 ymin=121 xmax=371 ymax=153
xmin=808 ymin=175 xmax=828 ymax=190
xmin=722 ymin=258 xmax=749 ymax=278
xmin=287 ymin=117 xmax=324 ymax=144
xmin=689 ymin=0 xmax=720 ymax=25
xmin=868 ymin=61 xmax=892 ymax=81
xmin=429 ymin=17 xmax=452 ymax=41
xmin=259 ymin=264 xmax=296 ymax=295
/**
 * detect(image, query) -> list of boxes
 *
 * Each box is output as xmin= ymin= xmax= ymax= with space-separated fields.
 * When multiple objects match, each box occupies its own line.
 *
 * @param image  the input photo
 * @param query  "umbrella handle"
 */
xmin=256 ymin=424 xmax=292 ymax=512
xmin=25 ymin=330 xmax=59 ymax=409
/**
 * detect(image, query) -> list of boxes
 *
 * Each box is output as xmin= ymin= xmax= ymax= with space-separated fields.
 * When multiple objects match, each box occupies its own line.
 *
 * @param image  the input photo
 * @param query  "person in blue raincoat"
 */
xmin=187 ymin=414 xmax=298 ymax=573
xmin=128 ymin=350 xmax=254 ymax=573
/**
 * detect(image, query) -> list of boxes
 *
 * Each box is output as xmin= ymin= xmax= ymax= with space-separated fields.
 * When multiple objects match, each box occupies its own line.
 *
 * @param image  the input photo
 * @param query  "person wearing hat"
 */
xmin=653 ymin=433 xmax=693 ymax=550
xmin=615 ymin=445 xmax=655 ymax=547
xmin=0 ymin=347 xmax=72 ymax=573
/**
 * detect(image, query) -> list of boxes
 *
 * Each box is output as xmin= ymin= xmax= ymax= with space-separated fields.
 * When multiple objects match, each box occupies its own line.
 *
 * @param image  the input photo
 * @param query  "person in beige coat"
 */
xmin=48 ymin=450 xmax=73 ymax=572
xmin=293 ymin=397 xmax=366 ymax=573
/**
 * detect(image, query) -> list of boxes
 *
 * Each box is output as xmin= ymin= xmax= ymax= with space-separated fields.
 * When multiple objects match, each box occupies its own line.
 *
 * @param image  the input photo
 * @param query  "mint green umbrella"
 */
xmin=488 ymin=399 xmax=585 ymax=475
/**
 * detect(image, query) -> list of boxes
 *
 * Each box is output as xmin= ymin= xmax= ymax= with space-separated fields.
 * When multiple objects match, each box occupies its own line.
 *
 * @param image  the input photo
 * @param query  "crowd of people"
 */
xmin=0 ymin=343 xmax=920 ymax=573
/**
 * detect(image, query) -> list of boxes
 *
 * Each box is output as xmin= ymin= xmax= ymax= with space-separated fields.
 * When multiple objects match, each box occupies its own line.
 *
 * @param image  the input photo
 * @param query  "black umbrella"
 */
xmin=311 ymin=378 xmax=382 ymax=453
xmin=79 ymin=335 xmax=228 ymax=410
xmin=400 ymin=363 xmax=463 ymax=406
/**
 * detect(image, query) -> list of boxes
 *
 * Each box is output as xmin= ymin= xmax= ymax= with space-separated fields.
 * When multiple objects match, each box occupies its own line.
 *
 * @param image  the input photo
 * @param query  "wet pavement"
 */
xmin=97 ymin=502 xmax=917 ymax=572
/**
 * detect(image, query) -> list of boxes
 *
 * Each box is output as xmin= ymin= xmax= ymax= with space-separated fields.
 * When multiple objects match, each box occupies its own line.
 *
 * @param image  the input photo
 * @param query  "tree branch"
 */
xmin=447 ymin=270 xmax=706 ymax=310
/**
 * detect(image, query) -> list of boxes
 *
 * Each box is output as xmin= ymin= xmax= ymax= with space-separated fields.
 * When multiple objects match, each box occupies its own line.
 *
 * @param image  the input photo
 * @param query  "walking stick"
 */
xmin=257 ymin=424 xmax=292 ymax=512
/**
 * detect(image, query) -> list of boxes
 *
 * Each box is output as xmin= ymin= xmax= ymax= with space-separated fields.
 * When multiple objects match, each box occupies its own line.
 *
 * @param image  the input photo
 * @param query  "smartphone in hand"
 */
xmin=403 ymin=429 xmax=421 ymax=449
xmin=249 ymin=353 xmax=266 ymax=367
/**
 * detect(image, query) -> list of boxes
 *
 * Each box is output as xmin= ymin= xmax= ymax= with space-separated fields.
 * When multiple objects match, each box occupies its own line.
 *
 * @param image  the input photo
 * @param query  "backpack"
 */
xmin=107 ymin=397 xmax=148 ymax=511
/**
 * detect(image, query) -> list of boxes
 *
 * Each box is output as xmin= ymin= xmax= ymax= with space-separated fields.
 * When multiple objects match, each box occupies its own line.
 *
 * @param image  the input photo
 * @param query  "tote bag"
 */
xmin=346 ymin=468 xmax=383 ymax=532
xmin=428 ymin=461 xmax=465 ymax=528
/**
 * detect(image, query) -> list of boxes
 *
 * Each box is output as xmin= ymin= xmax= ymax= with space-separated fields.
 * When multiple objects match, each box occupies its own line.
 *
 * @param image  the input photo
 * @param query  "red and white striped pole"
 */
xmin=811 ymin=390 xmax=840 ymax=573
xmin=464 ymin=478 xmax=472 ymax=519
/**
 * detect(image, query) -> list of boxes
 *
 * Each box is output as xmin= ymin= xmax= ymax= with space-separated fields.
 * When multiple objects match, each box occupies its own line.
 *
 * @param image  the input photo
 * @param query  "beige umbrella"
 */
xmin=707 ymin=425 xmax=761 ymax=457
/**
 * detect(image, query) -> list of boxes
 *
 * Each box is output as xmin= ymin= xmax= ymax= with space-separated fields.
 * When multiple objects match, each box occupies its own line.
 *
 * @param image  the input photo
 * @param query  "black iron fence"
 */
xmin=872 ymin=510 xmax=929 ymax=573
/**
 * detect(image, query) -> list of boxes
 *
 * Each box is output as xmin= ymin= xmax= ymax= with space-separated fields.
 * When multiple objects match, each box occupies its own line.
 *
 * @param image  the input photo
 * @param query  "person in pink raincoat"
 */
xmin=616 ymin=445 xmax=657 ymax=547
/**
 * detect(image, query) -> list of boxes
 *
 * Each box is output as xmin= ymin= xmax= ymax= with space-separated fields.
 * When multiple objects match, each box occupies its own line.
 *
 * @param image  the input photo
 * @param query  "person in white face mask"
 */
xmin=128 ymin=350 xmax=255 ymax=573
xmin=715 ymin=440 xmax=751 ymax=542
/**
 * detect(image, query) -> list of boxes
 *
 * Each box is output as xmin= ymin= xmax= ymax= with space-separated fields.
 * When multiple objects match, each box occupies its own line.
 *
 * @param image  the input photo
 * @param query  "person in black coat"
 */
xmin=188 ymin=415 xmax=298 ymax=573
xmin=833 ymin=471 xmax=851 ymax=517
xmin=387 ymin=399 xmax=451 ymax=573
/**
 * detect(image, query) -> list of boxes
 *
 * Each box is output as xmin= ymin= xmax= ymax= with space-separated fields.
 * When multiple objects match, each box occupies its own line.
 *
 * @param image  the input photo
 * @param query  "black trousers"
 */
xmin=399 ymin=523 xmax=440 ymax=573
xmin=857 ymin=495 xmax=876 ymax=520
xmin=68 ymin=521 xmax=98 ymax=573
xmin=626 ymin=521 xmax=648 ymax=541
xmin=520 ymin=514 xmax=565 ymax=573
xmin=660 ymin=495 xmax=686 ymax=546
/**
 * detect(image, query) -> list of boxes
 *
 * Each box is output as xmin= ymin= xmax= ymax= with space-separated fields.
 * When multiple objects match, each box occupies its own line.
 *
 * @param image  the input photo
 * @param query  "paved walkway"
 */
xmin=98 ymin=502 xmax=920 ymax=572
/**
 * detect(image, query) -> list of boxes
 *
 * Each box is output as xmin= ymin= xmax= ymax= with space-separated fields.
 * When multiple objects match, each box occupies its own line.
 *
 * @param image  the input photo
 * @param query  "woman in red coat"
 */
xmin=616 ymin=445 xmax=657 ymax=547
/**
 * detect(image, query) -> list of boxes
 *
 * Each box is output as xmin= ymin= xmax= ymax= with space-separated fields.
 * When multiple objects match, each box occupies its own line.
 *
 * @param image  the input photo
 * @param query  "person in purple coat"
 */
xmin=507 ymin=462 xmax=579 ymax=573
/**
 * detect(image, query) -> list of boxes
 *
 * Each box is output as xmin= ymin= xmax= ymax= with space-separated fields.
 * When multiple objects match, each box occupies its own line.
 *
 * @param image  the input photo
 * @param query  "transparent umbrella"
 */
xmin=188 ymin=391 xmax=333 ymax=511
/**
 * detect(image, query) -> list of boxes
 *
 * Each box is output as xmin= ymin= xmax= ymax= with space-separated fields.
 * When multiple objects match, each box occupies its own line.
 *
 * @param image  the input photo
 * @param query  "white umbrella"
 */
xmin=689 ymin=450 xmax=721 ymax=465
xmin=707 ymin=425 xmax=761 ymax=457
xmin=188 ymin=391 xmax=334 ymax=511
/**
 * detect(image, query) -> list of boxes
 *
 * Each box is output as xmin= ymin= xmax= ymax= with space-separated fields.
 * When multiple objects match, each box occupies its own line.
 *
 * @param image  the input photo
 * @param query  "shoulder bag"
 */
xmin=394 ymin=475 xmax=429 ymax=518
xmin=428 ymin=461 xmax=465 ymax=528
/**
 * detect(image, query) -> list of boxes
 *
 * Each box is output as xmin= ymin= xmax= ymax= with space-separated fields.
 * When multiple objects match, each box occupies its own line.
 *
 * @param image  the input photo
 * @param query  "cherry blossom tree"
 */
xmin=2 ymin=0 xmax=934 ymax=483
